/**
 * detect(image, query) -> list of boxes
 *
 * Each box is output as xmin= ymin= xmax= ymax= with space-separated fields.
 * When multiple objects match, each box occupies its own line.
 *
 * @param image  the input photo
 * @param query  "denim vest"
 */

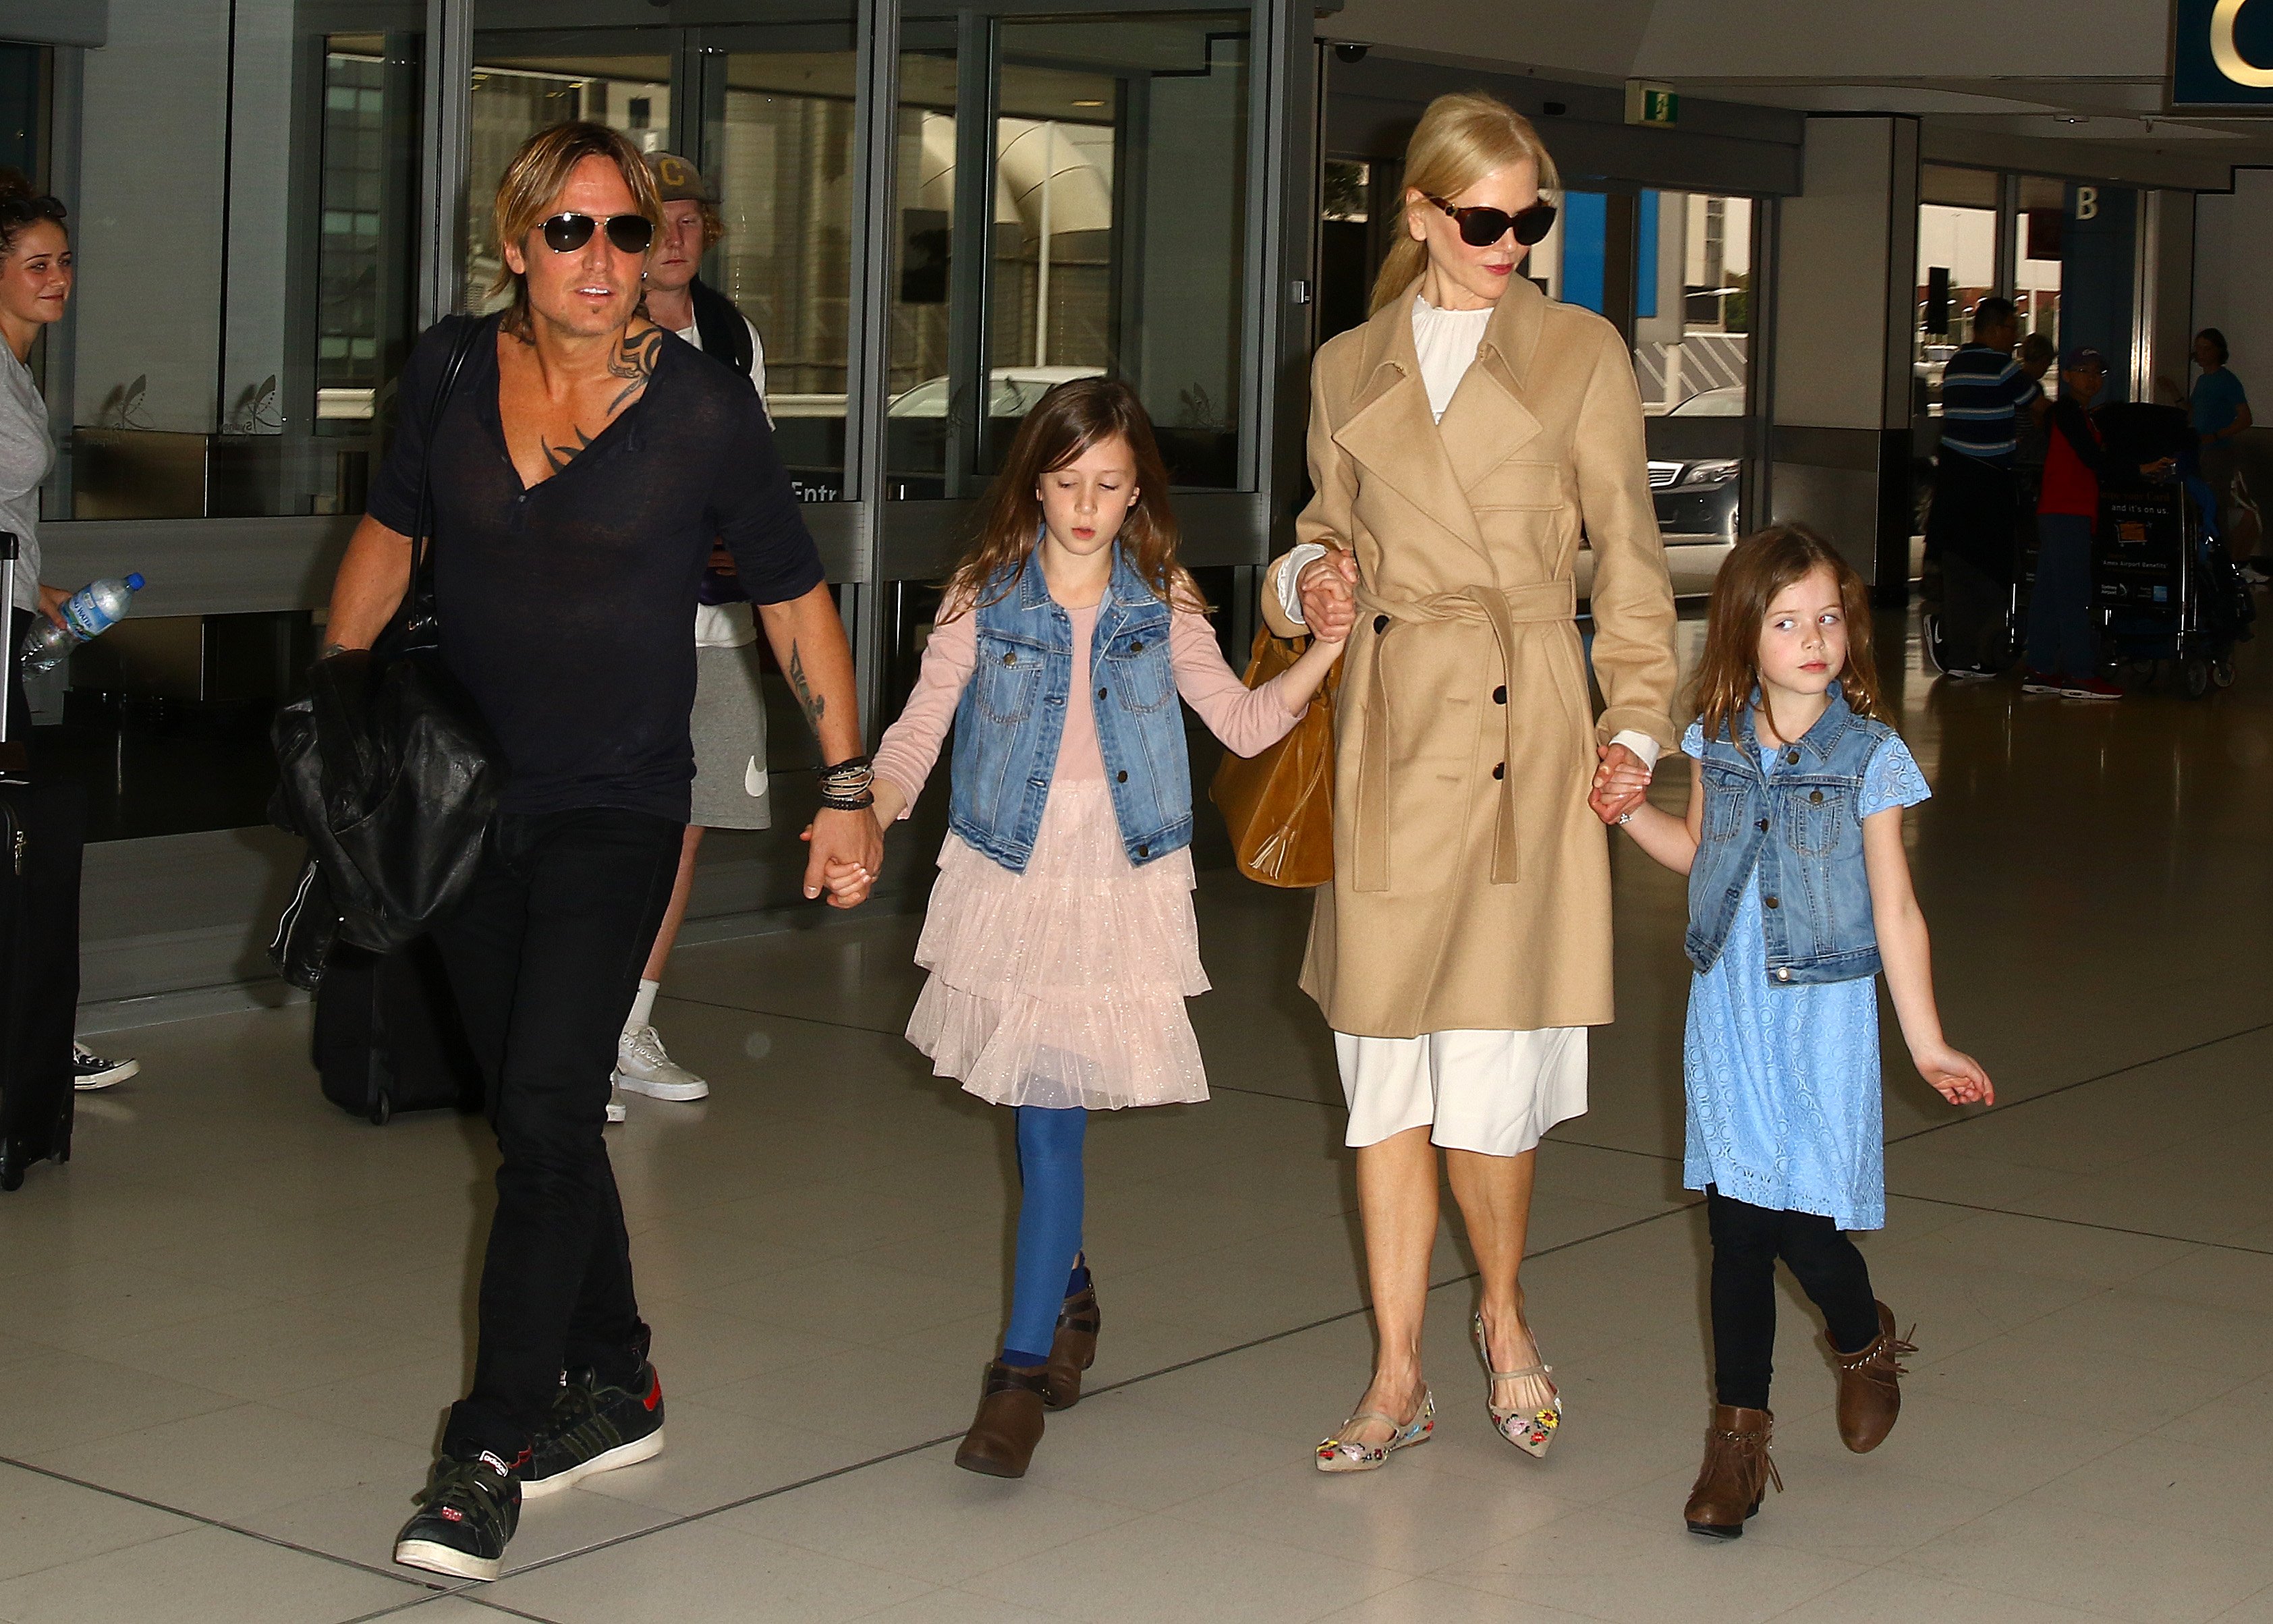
xmin=949 ymin=547 xmax=1190 ymax=872
xmin=1686 ymin=686 xmax=1895 ymax=986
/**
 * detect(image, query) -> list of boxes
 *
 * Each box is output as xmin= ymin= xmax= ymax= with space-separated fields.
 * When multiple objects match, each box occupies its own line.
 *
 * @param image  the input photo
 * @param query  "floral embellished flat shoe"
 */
xmin=1472 ymin=1311 xmax=1561 ymax=1459
xmin=1315 ymin=1386 xmax=1434 ymax=1473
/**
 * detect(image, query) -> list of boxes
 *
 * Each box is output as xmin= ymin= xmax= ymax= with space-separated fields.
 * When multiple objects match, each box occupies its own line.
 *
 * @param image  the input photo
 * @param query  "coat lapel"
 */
xmin=1330 ymin=281 xmax=1484 ymax=553
xmin=1436 ymin=275 xmax=1546 ymax=493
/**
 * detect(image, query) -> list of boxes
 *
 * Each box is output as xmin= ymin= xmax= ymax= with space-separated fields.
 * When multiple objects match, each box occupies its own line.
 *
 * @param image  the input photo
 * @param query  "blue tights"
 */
xmin=1001 ymin=1105 xmax=1088 ymax=1368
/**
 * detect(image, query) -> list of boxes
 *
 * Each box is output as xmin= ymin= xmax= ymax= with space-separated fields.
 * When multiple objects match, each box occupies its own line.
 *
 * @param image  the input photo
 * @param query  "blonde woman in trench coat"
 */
xmin=1267 ymin=94 xmax=1679 ymax=1470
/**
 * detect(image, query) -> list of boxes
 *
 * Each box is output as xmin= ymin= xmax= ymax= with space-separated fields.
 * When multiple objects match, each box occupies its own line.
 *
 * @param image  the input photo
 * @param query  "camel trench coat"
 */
xmin=1262 ymin=275 xmax=1680 ymax=1038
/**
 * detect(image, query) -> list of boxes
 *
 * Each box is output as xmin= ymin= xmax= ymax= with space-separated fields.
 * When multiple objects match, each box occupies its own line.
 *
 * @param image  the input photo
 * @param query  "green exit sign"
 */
xmin=1626 ymin=80 xmax=1679 ymax=127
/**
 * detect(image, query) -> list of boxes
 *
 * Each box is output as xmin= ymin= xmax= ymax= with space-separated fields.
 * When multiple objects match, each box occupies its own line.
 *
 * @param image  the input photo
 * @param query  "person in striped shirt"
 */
xmin=1925 ymin=298 xmax=2046 ymax=679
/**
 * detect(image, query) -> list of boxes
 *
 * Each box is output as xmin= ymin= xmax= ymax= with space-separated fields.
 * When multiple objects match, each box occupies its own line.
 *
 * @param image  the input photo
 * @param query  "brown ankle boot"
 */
xmin=1044 ymin=1283 xmax=1100 ymax=1411
xmin=954 ymin=1361 xmax=1049 ymax=1478
xmin=1833 ymin=1301 xmax=1915 ymax=1454
xmin=1683 ymin=1405 xmax=1781 ymax=1539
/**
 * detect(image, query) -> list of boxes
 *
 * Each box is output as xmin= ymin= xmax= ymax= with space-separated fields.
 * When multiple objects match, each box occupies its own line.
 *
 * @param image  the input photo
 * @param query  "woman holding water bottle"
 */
xmin=0 ymin=167 xmax=138 ymax=1090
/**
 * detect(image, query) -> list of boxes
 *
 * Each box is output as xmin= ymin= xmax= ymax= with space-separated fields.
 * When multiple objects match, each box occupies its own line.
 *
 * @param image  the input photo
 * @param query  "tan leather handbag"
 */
xmin=1208 ymin=627 xmax=1341 ymax=888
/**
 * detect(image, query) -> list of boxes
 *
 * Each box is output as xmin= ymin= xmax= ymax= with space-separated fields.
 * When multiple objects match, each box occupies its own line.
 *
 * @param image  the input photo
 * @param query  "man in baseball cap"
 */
xmin=608 ymin=150 xmax=779 ymax=1115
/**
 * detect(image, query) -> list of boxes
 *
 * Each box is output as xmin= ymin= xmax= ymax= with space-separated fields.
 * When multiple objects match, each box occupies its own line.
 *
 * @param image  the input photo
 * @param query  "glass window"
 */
xmin=61 ymin=4 xmax=424 ymax=522
xmin=314 ymin=32 xmax=426 ymax=514
xmin=1631 ymin=190 xmax=1751 ymax=419
xmin=1316 ymin=157 xmax=1371 ymax=345
xmin=1915 ymin=169 xmax=1999 ymax=417
xmin=2015 ymin=175 xmax=2063 ymax=370
xmin=40 ymin=1 xmax=424 ymax=839
xmin=889 ymin=9 xmax=1252 ymax=497
xmin=1632 ymin=191 xmax=1751 ymax=553
xmin=887 ymin=24 xmax=961 ymax=497
xmin=709 ymin=40 xmax=858 ymax=502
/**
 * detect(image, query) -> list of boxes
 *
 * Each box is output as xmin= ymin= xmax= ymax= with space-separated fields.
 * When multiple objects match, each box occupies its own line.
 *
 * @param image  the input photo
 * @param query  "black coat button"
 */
xmin=1138 ymin=843 xmax=1150 ymax=858
xmin=1756 ymin=818 xmax=1769 ymax=832
xmin=1492 ymin=762 xmax=1505 ymax=780
xmin=1129 ymin=639 xmax=1144 ymax=653
xmin=1764 ymin=895 xmax=1780 ymax=909
xmin=1116 ymin=770 xmax=1128 ymax=783
xmin=1493 ymin=685 xmax=1507 ymax=704
xmin=1098 ymin=687 xmax=1108 ymax=700
xmin=1373 ymin=614 xmax=1389 ymax=633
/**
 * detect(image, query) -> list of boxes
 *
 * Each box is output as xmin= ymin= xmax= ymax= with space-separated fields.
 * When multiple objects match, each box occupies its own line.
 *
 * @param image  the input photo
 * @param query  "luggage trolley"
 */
xmin=2094 ymin=477 xmax=2245 ymax=698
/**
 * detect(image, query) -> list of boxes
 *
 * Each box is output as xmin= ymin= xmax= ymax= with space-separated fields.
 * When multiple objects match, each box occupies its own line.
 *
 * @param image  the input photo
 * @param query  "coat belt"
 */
xmin=1351 ymin=579 xmax=1578 ymax=893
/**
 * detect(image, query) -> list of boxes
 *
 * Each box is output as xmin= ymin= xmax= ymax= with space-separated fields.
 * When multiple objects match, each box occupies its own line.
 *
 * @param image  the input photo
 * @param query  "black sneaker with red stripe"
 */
xmin=394 ymin=1446 xmax=522 ymax=1582
xmin=522 ymin=1362 xmax=666 ymax=1499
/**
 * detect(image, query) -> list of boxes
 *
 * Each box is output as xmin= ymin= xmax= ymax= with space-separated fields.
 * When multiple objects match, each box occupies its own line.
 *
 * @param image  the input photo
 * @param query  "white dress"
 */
xmin=1282 ymin=293 xmax=1658 ymax=1157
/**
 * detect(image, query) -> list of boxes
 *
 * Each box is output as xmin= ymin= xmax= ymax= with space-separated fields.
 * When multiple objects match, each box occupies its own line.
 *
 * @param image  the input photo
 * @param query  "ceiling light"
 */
xmin=1072 ymin=99 xmax=1104 ymax=107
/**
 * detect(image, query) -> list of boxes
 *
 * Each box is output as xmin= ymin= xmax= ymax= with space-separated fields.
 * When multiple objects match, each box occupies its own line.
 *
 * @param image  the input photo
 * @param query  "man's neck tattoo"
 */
xmin=606 ymin=325 xmax=664 ymax=415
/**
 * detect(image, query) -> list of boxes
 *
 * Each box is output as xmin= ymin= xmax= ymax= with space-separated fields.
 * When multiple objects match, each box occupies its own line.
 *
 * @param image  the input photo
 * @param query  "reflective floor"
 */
xmin=9 ymin=609 xmax=2273 ymax=1623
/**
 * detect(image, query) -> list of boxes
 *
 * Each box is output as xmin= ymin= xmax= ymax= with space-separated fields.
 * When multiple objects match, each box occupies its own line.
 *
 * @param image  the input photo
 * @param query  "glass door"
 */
xmin=888 ymin=6 xmax=1254 ymax=498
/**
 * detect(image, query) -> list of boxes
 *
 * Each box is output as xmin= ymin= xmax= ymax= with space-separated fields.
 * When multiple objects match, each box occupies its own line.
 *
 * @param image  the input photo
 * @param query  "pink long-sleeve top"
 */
xmin=872 ymin=590 xmax=1303 ymax=810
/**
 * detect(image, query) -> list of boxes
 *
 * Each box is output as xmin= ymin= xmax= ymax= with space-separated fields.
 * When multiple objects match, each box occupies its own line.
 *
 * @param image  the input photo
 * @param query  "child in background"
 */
xmin=833 ymin=378 xmax=1346 ymax=1478
xmin=1591 ymin=524 xmax=1991 ymax=1540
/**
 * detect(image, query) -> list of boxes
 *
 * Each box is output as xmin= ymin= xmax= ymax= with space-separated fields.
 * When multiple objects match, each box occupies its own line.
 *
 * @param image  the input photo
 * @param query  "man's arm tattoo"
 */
xmin=606 ymin=325 xmax=665 ymax=416
xmin=543 ymin=425 xmax=594 ymax=473
xmin=788 ymin=641 xmax=826 ymax=737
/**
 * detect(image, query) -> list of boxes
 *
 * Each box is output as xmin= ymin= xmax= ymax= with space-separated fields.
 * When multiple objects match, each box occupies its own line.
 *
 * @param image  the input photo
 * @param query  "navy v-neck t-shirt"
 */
xmin=366 ymin=313 xmax=824 ymax=822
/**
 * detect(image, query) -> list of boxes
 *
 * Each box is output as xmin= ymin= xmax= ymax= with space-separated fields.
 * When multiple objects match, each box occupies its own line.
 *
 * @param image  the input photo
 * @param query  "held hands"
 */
xmin=799 ymin=781 xmax=906 ymax=908
xmin=1911 ymin=1038 xmax=1994 ymax=1108
xmin=799 ymin=805 xmax=884 ymax=909
xmin=1588 ymin=742 xmax=1652 ymax=825
xmin=35 ymin=584 xmax=67 ymax=632
xmin=1297 ymin=551 xmax=1359 ymax=644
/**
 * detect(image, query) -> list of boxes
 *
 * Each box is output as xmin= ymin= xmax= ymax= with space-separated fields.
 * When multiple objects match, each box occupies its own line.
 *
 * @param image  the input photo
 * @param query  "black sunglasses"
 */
xmin=1425 ymin=196 xmax=1557 ymax=248
xmin=0 ymin=194 xmax=67 ymax=227
xmin=539 ymin=212 xmax=654 ymax=254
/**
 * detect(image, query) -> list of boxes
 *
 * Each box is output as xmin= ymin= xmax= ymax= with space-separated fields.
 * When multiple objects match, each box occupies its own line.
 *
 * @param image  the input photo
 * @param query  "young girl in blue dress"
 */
xmin=829 ymin=379 xmax=1347 ymax=1479
xmin=1590 ymin=524 xmax=1991 ymax=1540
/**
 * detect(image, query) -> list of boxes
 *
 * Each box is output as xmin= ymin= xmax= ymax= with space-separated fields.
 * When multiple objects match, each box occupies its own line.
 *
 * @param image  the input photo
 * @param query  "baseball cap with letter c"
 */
xmin=645 ymin=152 xmax=717 ymax=205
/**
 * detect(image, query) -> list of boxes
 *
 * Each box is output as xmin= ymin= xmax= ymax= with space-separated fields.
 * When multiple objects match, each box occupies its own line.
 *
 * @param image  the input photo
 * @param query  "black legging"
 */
xmin=1707 ymin=1187 xmax=1882 ymax=1411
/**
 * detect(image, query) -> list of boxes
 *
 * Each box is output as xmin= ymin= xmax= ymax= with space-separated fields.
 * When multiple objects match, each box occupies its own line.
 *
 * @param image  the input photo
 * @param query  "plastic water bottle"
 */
xmin=20 ymin=573 xmax=146 ymax=673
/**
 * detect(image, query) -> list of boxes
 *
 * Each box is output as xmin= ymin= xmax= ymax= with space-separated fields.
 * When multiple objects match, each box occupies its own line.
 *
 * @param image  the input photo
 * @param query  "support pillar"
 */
xmin=1766 ymin=115 xmax=1919 ymax=604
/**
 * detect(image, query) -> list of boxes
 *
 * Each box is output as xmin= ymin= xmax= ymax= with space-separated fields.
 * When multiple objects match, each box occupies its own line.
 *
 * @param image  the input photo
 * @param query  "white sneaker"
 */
xmin=614 ymin=1025 xmax=709 ymax=1102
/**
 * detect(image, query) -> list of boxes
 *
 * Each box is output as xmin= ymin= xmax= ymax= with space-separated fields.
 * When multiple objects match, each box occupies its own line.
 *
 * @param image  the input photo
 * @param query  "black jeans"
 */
xmin=432 ymin=806 xmax=682 ymax=1460
xmin=1927 ymin=453 xmax=2019 ymax=673
xmin=1706 ymin=1187 xmax=1881 ymax=1411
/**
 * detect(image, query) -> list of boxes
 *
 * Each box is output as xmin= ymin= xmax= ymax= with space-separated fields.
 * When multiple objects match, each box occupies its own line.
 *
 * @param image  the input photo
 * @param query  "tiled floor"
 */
xmin=9 ymin=609 xmax=2273 ymax=1622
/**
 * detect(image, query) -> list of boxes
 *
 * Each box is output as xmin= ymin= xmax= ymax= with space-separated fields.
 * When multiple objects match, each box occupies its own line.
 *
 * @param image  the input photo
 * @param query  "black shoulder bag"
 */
xmin=271 ymin=315 xmax=505 ymax=968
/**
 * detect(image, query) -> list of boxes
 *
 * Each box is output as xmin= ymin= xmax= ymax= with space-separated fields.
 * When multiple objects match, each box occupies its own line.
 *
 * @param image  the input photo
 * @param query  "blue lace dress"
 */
xmin=1679 ymin=723 xmax=1931 ymax=1231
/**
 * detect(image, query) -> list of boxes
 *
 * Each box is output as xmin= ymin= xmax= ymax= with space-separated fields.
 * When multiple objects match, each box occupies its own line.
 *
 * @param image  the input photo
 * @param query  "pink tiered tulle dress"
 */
xmin=872 ymin=586 xmax=1302 ymax=1111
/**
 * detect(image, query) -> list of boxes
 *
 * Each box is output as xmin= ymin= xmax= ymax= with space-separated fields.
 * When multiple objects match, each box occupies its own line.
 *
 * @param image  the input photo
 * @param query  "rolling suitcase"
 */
xmin=313 ymin=936 xmax=484 ymax=1125
xmin=0 ymin=532 xmax=86 ymax=1192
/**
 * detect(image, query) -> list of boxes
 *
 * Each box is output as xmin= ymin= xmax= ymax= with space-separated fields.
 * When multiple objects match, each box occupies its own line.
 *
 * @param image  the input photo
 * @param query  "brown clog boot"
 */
xmin=953 ymin=1361 xmax=1049 ymax=1478
xmin=1683 ymin=1405 xmax=1782 ymax=1540
xmin=1832 ymin=1301 xmax=1916 ymax=1454
xmin=1044 ymin=1282 xmax=1101 ymax=1411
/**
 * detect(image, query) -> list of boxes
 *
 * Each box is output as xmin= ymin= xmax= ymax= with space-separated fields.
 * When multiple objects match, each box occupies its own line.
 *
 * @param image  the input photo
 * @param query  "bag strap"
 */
xmin=390 ymin=314 xmax=490 ymax=646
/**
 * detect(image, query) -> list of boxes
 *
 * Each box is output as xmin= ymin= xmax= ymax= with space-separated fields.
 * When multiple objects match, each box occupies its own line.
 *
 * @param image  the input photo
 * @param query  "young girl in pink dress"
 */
xmin=843 ymin=379 xmax=1345 ymax=1478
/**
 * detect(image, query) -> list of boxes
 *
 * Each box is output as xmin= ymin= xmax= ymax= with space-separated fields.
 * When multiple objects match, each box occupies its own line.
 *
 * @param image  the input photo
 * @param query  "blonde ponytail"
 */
xmin=1367 ymin=92 xmax=1560 ymax=317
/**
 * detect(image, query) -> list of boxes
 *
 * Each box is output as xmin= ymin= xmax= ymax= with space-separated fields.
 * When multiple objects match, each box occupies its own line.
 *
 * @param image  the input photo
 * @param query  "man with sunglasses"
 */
xmin=321 ymin=121 xmax=881 ymax=1584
